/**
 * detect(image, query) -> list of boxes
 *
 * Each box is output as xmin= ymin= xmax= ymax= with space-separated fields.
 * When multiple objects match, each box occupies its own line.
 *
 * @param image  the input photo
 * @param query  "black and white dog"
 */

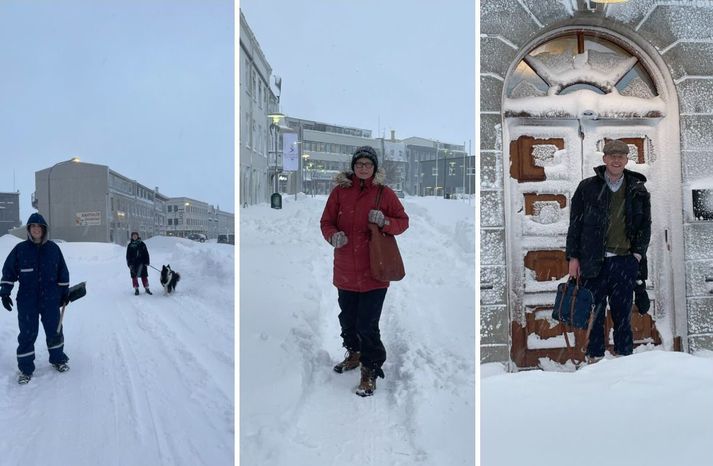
xmin=160 ymin=265 xmax=181 ymax=294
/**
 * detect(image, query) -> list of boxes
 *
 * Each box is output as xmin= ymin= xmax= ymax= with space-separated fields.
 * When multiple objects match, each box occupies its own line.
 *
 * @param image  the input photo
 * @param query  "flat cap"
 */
xmin=602 ymin=139 xmax=629 ymax=155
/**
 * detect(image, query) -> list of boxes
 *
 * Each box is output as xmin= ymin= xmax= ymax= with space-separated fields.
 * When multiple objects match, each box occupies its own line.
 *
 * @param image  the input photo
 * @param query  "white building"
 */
xmin=481 ymin=0 xmax=713 ymax=366
xmin=239 ymin=9 xmax=279 ymax=206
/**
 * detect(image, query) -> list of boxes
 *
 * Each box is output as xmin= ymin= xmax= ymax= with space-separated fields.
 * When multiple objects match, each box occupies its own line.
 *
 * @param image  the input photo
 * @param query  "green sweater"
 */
xmin=606 ymin=181 xmax=630 ymax=255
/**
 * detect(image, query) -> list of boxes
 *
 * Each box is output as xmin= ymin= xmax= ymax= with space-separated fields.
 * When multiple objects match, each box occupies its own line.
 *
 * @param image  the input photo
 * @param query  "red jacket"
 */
xmin=320 ymin=170 xmax=409 ymax=292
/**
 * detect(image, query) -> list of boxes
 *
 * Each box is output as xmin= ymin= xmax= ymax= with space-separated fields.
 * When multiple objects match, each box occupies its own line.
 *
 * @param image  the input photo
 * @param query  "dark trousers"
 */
xmin=337 ymin=288 xmax=387 ymax=373
xmin=582 ymin=255 xmax=639 ymax=357
xmin=130 ymin=264 xmax=149 ymax=288
xmin=17 ymin=306 xmax=69 ymax=374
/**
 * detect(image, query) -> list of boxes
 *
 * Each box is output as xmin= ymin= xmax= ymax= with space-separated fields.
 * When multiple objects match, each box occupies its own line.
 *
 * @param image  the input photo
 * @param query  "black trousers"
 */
xmin=337 ymin=288 xmax=387 ymax=373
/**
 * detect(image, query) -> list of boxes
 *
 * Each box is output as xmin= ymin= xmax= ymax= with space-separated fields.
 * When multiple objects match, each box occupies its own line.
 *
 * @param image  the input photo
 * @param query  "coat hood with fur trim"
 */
xmin=333 ymin=168 xmax=386 ymax=188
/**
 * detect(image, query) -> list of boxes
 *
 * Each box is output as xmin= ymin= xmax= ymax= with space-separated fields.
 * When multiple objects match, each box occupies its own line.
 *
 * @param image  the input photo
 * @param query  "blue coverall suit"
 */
xmin=0 ymin=213 xmax=70 ymax=375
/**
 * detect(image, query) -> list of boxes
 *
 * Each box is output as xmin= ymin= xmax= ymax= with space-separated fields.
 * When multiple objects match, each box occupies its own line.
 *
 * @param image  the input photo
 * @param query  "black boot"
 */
xmin=134 ymin=288 xmax=140 ymax=296
xmin=145 ymin=288 xmax=152 ymax=295
xmin=333 ymin=350 xmax=360 ymax=373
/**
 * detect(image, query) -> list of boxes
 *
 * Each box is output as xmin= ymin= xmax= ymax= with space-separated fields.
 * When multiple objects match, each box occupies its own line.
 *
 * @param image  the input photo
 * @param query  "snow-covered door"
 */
xmin=505 ymin=120 xmax=664 ymax=367
xmin=499 ymin=29 xmax=683 ymax=368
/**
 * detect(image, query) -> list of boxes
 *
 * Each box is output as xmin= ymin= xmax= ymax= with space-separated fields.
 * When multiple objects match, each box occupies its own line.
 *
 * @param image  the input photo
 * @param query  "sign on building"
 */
xmin=282 ymin=132 xmax=298 ymax=171
xmin=75 ymin=211 xmax=102 ymax=226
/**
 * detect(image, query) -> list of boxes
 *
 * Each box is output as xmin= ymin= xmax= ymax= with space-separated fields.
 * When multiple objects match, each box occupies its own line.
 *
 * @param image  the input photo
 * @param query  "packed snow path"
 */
xmin=240 ymin=194 xmax=475 ymax=465
xmin=0 ymin=235 xmax=234 ymax=466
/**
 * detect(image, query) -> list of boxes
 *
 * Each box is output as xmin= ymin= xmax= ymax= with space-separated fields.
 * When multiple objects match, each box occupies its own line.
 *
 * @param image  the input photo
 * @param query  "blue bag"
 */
xmin=552 ymin=278 xmax=595 ymax=329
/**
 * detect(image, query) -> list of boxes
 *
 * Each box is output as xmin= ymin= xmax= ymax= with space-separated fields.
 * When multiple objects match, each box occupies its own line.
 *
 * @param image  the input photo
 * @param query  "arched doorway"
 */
xmin=502 ymin=27 xmax=684 ymax=368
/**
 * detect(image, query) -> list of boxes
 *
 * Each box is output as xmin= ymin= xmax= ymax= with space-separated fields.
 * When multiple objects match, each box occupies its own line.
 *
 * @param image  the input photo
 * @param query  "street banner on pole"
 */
xmin=282 ymin=133 xmax=298 ymax=171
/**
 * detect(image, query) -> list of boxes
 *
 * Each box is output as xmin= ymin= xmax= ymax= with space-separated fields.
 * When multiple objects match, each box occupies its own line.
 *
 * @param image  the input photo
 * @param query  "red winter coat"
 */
xmin=320 ymin=169 xmax=409 ymax=292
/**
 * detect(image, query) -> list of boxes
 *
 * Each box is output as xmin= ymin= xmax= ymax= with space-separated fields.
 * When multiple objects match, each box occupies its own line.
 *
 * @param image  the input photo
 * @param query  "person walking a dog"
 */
xmin=126 ymin=231 xmax=152 ymax=295
xmin=0 ymin=213 xmax=71 ymax=384
xmin=320 ymin=145 xmax=409 ymax=397
xmin=566 ymin=139 xmax=651 ymax=362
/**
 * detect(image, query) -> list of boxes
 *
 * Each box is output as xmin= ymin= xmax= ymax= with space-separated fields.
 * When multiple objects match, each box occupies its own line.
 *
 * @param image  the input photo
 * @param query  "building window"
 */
xmin=507 ymin=31 xmax=658 ymax=99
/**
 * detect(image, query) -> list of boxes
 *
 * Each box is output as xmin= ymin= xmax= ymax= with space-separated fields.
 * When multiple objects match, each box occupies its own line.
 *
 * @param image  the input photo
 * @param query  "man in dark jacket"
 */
xmin=566 ymin=139 xmax=651 ymax=361
xmin=0 ymin=213 xmax=71 ymax=384
xmin=126 ymin=231 xmax=152 ymax=295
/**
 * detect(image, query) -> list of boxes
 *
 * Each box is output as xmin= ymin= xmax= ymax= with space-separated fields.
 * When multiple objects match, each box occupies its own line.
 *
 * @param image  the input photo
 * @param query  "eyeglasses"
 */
xmin=354 ymin=162 xmax=374 ymax=169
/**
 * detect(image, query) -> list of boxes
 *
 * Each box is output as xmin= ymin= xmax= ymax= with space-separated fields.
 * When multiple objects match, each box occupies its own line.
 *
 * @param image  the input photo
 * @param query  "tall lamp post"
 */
xmin=434 ymin=141 xmax=439 ymax=197
xmin=302 ymin=153 xmax=310 ymax=195
xmin=267 ymin=112 xmax=284 ymax=209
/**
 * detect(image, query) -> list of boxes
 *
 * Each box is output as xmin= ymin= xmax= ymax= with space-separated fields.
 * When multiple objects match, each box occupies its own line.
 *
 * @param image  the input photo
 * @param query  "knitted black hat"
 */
xmin=351 ymin=146 xmax=378 ymax=173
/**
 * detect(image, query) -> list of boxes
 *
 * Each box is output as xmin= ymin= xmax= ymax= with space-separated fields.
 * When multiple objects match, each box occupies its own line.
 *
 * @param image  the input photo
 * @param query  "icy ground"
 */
xmin=240 ymin=194 xmax=475 ymax=465
xmin=0 ymin=234 xmax=234 ymax=466
xmin=482 ymin=350 xmax=713 ymax=466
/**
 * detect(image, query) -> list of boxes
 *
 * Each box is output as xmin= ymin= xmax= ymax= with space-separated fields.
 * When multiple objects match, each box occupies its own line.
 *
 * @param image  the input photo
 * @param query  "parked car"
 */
xmin=187 ymin=233 xmax=207 ymax=243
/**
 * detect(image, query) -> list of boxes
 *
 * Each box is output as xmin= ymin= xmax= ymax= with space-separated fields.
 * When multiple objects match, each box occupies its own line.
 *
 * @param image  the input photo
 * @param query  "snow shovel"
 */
xmin=57 ymin=281 xmax=87 ymax=333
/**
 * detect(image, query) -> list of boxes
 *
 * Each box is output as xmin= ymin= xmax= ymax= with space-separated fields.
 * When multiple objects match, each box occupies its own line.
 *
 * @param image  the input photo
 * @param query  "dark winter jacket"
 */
xmin=320 ymin=169 xmax=409 ymax=292
xmin=566 ymin=166 xmax=651 ymax=279
xmin=0 ymin=213 xmax=70 ymax=312
xmin=126 ymin=236 xmax=150 ymax=277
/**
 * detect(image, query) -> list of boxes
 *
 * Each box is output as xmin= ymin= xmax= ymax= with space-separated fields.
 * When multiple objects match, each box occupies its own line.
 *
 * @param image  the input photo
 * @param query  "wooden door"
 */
xmin=507 ymin=121 xmax=663 ymax=368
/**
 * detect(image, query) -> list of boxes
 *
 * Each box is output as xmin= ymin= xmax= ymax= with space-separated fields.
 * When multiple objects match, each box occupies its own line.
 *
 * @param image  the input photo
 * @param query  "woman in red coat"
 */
xmin=320 ymin=146 xmax=409 ymax=397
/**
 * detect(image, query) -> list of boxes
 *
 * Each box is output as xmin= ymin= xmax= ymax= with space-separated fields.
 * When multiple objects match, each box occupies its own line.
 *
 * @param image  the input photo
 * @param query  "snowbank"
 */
xmin=240 ymin=195 xmax=475 ymax=465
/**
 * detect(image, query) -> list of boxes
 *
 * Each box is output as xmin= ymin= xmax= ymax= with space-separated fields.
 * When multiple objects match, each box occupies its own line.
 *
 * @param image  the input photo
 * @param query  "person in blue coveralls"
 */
xmin=0 ymin=213 xmax=71 ymax=384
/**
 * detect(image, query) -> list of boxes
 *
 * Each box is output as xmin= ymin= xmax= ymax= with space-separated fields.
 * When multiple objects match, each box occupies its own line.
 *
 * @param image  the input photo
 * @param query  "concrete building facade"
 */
xmin=0 ymin=192 xmax=21 ymax=235
xmin=284 ymin=116 xmax=374 ymax=195
xmin=33 ymin=159 xmax=233 ymax=245
xmin=239 ymin=10 xmax=279 ymax=207
xmin=481 ymin=0 xmax=713 ymax=366
xmin=165 ymin=196 xmax=234 ymax=239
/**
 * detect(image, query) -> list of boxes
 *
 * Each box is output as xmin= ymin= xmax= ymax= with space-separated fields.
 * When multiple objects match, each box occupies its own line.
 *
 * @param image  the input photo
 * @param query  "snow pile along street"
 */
xmin=0 ymin=234 xmax=234 ymax=466
xmin=481 ymin=350 xmax=713 ymax=466
xmin=240 ymin=194 xmax=475 ymax=466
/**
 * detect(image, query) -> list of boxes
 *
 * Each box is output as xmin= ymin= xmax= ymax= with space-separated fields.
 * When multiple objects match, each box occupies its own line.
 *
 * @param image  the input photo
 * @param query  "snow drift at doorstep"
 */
xmin=240 ymin=194 xmax=475 ymax=466
xmin=0 ymin=235 xmax=234 ymax=466
xmin=482 ymin=350 xmax=713 ymax=466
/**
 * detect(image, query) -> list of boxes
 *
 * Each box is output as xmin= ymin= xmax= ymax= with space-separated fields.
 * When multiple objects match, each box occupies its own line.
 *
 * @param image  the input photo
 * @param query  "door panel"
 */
xmin=507 ymin=120 xmax=663 ymax=368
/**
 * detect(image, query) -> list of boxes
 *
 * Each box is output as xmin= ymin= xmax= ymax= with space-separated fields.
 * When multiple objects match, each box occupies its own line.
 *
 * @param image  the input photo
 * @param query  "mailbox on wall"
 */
xmin=692 ymin=189 xmax=713 ymax=220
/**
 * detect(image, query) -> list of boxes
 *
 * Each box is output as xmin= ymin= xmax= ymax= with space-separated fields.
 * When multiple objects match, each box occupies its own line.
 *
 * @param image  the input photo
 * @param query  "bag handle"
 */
xmin=374 ymin=185 xmax=384 ymax=209
xmin=560 ymin=276 xmax=581 ymax=366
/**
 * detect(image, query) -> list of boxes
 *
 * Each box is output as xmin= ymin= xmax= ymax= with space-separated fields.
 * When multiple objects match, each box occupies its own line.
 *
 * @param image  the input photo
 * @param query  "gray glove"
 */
xmin=330 ymin=231 xmax=348 ymax=248
xmin=368 ymin=209 xmax=388 ymax=228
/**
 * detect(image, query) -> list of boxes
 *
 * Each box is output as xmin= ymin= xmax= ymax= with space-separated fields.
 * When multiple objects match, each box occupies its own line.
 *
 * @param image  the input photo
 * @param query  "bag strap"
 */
xmin=374 ymin=185 xmax=384 ymax=209
xmin=563 ymin=277 xmax=579 ymax=366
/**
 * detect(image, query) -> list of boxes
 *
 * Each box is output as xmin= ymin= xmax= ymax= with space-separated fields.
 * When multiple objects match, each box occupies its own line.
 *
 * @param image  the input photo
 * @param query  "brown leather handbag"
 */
xmin=369 ymin=187 xmax=405 ymax=282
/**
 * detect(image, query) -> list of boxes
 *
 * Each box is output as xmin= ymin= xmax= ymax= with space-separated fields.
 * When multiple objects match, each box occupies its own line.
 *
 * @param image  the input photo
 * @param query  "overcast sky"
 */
xmin=240 ymin=0 xmax=475 ymax=148
xmin=0 ymin=0 xmax=234 ymax=222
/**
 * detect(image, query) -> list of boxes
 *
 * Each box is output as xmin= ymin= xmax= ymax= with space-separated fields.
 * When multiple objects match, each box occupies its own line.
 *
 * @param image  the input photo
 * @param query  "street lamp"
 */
xmin=267 ymin=112 xmax=284 ymax=209
xmin=434 ymin=141 xmax=439 ymax=197
xmin=302 ymin=153 xmax=310 ymax=195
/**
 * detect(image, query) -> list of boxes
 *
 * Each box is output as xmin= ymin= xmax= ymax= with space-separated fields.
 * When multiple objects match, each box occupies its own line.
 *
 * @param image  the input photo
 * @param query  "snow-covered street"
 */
xmin=0 ymin=235 xmax=234 ymax=466
xmin=240 ymin=194 xmax=475 ymax=465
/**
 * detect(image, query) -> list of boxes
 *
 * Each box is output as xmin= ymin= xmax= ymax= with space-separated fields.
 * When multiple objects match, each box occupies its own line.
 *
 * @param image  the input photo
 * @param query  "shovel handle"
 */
xmin=56 ymin=303 xmax=67 ymax=334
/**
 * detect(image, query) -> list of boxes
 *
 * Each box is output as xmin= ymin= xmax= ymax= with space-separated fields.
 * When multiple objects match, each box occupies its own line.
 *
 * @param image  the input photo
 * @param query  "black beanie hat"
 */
xmin=351 ymin=146 xmax=378 ymax=173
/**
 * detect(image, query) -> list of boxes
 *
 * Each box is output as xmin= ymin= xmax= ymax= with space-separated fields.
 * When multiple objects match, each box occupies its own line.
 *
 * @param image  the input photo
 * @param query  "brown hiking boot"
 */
xmin=356 ymin=365 xmax=376 ymax=397
xmin=333 ymin=350 xmax=360 ymax=373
